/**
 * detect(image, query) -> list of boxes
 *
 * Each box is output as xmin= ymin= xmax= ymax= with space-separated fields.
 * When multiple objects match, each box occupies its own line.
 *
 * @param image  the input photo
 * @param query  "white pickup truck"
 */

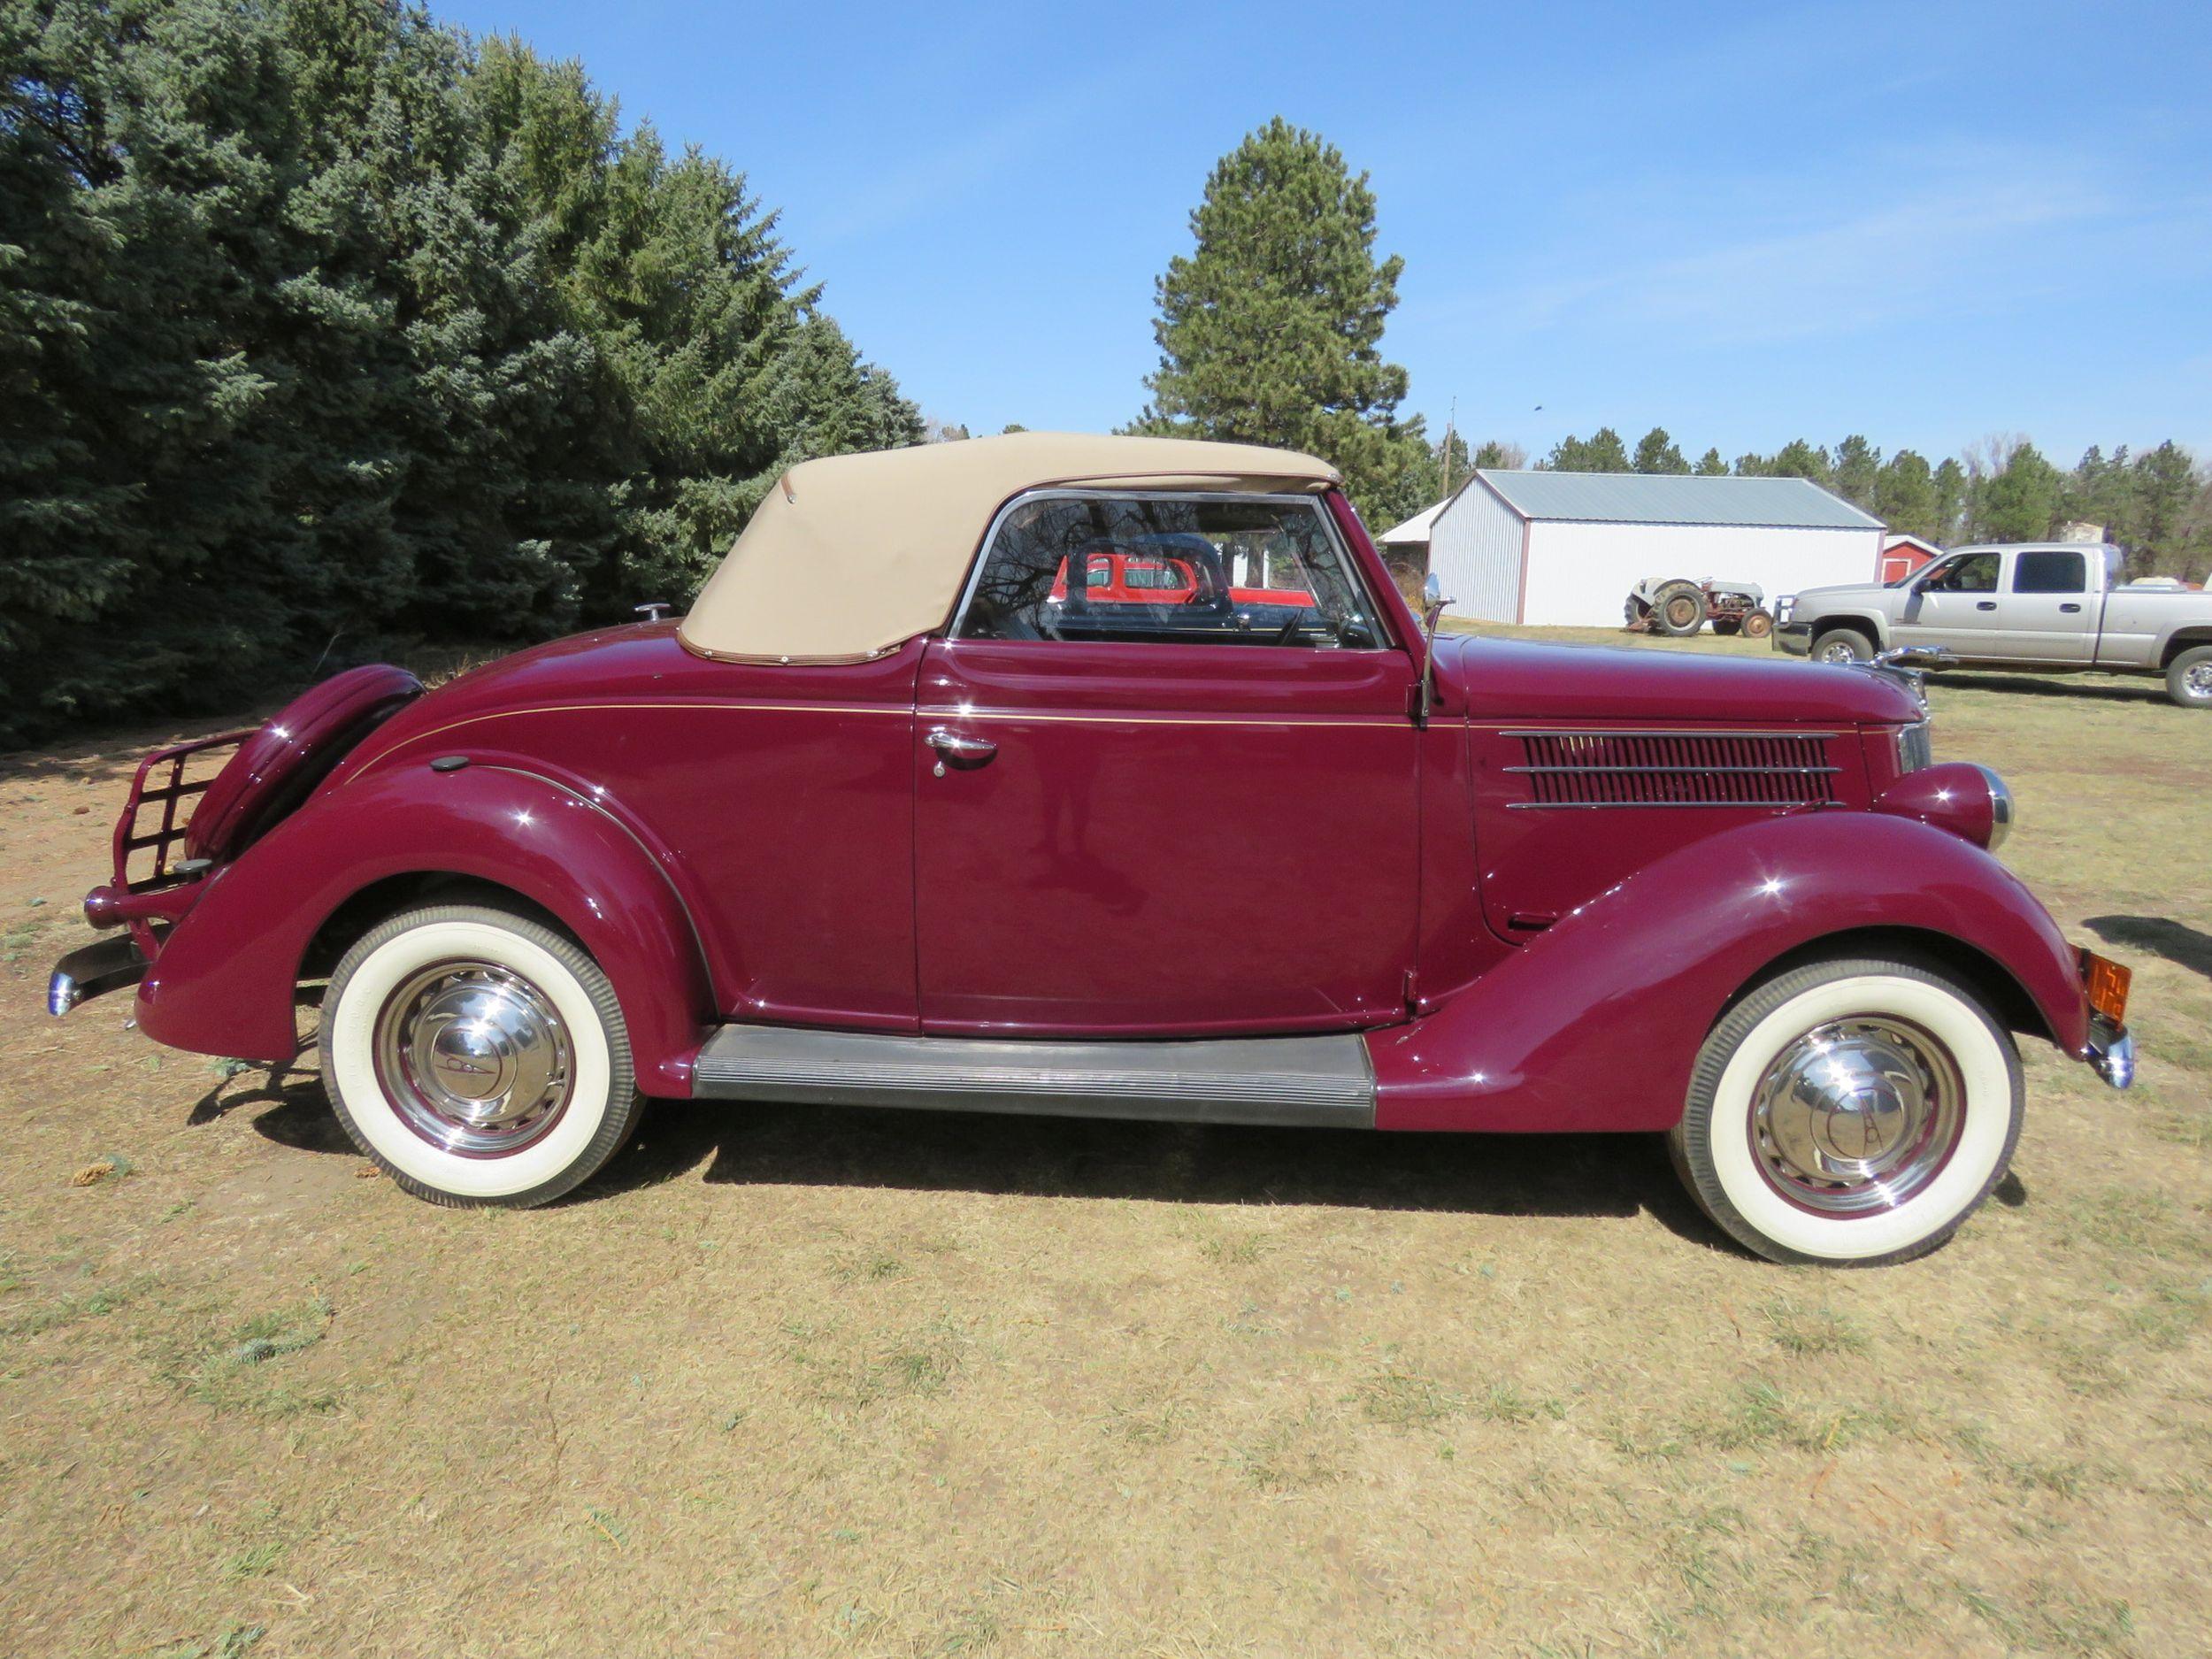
xmin=1776 ymin=542 xmax=2212 ymax=708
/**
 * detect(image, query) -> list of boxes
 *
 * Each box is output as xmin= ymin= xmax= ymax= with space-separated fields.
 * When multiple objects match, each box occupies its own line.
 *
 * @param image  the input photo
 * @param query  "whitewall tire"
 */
xmin=320 ymin=903 xmax=642 ymax=1207
xmin=1670 ymin=956 xmax=2023 ymax=1265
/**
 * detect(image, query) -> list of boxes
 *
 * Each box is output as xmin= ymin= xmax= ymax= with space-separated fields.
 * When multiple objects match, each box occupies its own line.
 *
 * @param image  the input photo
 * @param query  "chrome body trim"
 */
xmin=2087 ymin=1018 xmax=2136 ymax=1089
xmin=1499 ymin=728 xmax=1839 ymax=740
xmin=1504 ymin=764 xmax=1841 ymax=776
xmin=1505 ymin=800 xmax=1845 ymax=810
xmin=1971 ymin=763 xmax=2015 ymax=852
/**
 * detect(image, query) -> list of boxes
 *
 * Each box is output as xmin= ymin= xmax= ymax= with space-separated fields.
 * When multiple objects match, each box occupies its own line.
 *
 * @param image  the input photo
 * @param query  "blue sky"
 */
xmin=436 ymin=0 xmax=2212 ymax=468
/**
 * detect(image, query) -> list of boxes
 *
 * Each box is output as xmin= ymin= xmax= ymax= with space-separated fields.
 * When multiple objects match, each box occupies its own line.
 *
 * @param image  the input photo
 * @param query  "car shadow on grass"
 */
xmin=1929 ymin=671 xmax=2170 ymax=706
xmin=2085 ymin=914 xmax=2212 ymax=981
xmin=594 ymin=1097 xmax=1723 ymax=1244
xmin=187 ymin=1064 xmax=1728 ymax=1248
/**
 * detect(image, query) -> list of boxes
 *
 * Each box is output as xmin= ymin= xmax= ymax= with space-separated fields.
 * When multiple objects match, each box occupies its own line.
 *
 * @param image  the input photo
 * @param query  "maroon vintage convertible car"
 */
xmin=50 ymin=434 xmax=2135 ymax=1263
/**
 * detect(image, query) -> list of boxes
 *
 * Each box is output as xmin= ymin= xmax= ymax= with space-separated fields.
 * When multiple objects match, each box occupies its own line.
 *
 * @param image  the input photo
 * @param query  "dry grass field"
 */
xmin=3 ymin=626 xmax=2208 ymax=1658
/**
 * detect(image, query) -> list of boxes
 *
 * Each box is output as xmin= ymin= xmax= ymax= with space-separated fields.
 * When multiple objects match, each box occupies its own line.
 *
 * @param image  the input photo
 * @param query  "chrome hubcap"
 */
xmin=1751 ymin=1017 xmax=1962 ymax=1216
xmin=1818 ymin=642 xmax=1859 ymax=664
xmin=373 ymin=960 xmax=572 ymax=1156
xmin=2186 ymin=663 xmax=2212 ymax=697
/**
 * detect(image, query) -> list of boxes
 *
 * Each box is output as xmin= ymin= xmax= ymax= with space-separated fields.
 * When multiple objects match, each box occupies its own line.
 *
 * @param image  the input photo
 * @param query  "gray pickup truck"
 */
xmin=1776 ymin=542 xmax=2212 ymax=708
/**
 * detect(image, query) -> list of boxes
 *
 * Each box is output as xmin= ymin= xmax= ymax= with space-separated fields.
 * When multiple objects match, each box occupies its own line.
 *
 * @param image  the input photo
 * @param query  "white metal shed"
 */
xmin=1411 ymin=470 xmax=1886 ymax=628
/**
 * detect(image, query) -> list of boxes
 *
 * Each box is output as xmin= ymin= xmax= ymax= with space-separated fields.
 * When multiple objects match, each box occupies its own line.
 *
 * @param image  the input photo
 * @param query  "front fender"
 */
xmin=1369 ymin=812 xmax=2089 ymax=1133
xmin=136 ymin=763 xmax=714 ymax=1094
xmin=1801 ymin=608 xmax=1892 ymax=648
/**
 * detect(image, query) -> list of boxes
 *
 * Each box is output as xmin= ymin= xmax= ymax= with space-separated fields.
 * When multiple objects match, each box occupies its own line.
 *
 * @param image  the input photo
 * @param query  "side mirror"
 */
xmin=1422 ymin=571 xmax=1450 ymax=631
xmin=1416 ymin=572 xmax=1454 ymax=728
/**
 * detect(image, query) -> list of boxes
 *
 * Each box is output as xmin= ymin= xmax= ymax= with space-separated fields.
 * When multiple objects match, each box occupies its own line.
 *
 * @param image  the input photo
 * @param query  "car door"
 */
xmin=1997 ymin=547 xmax=2096 ymax=662
xmin=1893 ymin=551 xmax=2003 ymax=655
xmin=912 ymin=488 xmax=1418 ymax=1037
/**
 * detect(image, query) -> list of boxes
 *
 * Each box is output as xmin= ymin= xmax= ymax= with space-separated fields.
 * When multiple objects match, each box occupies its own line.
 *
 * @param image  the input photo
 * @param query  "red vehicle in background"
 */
xmin=1048 ymin=534 xmax=1317 ymax=610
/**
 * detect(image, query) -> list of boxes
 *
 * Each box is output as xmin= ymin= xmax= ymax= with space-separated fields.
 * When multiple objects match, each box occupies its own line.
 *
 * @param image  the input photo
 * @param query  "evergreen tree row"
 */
xmin=0 ymin=0 xmax=920 ymax=745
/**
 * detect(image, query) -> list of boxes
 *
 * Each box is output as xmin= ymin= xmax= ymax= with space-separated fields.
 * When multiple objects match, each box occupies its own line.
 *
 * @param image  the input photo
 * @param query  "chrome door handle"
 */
xmin=926 ymin=728 xmax=996 ymax=772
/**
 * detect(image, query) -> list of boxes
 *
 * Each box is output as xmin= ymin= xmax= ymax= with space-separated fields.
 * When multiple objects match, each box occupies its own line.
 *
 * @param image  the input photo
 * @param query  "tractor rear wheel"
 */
xmin=1711 ymin=618 xmax=1742 ymax=636
xmin=1651 ymin=581 xmax=1705 ymax=637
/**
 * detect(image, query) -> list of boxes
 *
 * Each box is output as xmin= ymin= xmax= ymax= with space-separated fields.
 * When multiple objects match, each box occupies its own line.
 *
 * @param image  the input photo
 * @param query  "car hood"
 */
xmin=1788 ymin=580 xmax=1892 ymax=608
xmin=1433 ymin=634 xmax=1921 ymax=726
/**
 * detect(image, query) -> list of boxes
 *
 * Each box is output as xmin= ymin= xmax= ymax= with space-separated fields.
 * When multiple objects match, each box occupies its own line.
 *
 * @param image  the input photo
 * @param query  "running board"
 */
xmin=690 ymin=1026 xmax=1375 ymax=1129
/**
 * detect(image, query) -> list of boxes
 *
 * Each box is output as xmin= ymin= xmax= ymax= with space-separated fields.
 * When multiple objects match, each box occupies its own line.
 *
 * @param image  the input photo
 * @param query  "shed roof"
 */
xmin=1468 ymin=469 xmax=1882 ymax=531
xmin=1378 ymin=499 xmax=1448 ymax=544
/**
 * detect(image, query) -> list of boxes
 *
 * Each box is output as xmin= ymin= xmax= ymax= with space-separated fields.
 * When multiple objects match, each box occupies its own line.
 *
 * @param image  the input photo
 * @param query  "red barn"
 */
xmin=1880 ymin=534 xmax=1942 ymax=584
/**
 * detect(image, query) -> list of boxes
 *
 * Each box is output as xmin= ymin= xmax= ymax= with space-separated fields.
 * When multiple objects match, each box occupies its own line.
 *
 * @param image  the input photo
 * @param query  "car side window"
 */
xmin=2012 ymin=549 xmax=2086 ymax=595
xmin=956 ymin=493 xmax=1383 ymax=648
xmin=1924 ymin=552 xmax=2001 ymax=593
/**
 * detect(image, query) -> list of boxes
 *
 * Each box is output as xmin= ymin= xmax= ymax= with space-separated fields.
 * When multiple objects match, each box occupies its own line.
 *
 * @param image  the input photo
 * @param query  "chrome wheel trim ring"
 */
xmin=372 ymin=958 xmax=575 ymax=1157
xmin=1748 ymin=1015 xmax=1964 ymax=1217
xmin=1816 ymin=641 xmax=1861 ymax=664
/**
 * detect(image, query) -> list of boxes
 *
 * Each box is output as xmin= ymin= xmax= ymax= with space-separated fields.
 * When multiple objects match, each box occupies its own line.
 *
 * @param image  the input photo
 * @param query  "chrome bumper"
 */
xmin=48 ymin=934 xmax=150 ymax=1017
xmin=2086 ymin=1018 xmax=2135 ymax=1090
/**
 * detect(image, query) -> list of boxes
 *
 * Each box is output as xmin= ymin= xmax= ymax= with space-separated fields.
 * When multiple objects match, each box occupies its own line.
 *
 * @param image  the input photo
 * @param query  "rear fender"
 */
xmin=1369 ymin=812 xmax=2088 ymax=1132
xmin=135 ymin=763 xmax=713 ymax=1094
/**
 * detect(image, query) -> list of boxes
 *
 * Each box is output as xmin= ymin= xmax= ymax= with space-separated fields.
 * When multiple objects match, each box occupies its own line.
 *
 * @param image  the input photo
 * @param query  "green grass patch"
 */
xmin=162 ymin=1295 xmax=337 ymax=1417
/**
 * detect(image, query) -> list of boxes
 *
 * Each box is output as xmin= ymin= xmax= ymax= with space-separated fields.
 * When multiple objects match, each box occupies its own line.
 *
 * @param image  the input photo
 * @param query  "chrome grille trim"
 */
xmin=1509 ymin=730 xmax=1839 ymax=809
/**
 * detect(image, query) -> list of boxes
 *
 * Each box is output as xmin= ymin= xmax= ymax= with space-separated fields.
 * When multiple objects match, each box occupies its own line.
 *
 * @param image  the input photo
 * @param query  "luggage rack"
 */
xmin=111 ymin=731 xmax=253 ymax=949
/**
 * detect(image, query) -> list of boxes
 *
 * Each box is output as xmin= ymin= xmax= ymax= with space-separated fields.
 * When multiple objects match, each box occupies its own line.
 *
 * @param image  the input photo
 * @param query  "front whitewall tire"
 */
xmin=1671 ymin=957 xmax=2023 ymax=1265
xmin=321 ymin=904 xmax=642 ymax=1207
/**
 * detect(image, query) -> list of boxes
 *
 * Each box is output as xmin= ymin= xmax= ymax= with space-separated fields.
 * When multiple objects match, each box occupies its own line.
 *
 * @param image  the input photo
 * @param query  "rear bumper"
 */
xmin=1774 ymin=622 xmax=1812 ymax=657
xmin=49 ymin=934 xmax=151 ymax=1017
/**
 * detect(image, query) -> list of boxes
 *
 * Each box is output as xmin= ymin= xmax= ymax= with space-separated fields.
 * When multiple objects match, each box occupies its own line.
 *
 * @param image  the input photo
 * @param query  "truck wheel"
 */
xmin=2167 ymin=645 xmax=2212 ymax=708
xmin=1742 ymin=609 xmax=1775 ymax=640
xmin=1809 ymin=627 xmax=1872 ymax=664
xmin=1652 ymin=581 xmax=1705 ymax=637
xmin=1670 ymin=956 xmax=2022 ymax=1265
xmin=320 ymin=903 xmax=643 ymax=1208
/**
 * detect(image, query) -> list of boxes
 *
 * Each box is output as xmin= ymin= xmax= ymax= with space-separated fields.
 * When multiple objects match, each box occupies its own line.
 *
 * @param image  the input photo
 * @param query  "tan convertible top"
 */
xmin=680 ymin=431 xmax=1340 ymax=663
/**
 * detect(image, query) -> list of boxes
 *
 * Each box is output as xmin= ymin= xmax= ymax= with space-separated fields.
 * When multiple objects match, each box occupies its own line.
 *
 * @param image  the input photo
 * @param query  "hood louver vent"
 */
xmin=1508 ymin=730 xmax=1839 ymax=809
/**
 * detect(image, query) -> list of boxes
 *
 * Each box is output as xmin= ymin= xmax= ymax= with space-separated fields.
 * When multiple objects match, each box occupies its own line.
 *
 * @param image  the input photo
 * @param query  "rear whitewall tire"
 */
xmin=1670 ymin=957 xmax=2023 ymax=1265
xmin=321 ymin=904 xmax=642 ymax=1207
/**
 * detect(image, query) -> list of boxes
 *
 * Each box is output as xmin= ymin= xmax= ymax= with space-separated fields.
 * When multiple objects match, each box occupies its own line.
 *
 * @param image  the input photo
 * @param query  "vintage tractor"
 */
xmin=1624 ymin=577 xmax=1776 ymax=640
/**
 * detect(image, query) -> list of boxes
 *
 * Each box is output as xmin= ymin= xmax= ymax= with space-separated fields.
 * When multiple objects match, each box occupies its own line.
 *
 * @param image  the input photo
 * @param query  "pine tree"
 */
xmin=1632 ymin=427 xmax=1688 ymax=474
xmin=1832 ymin=435 xmax=1879 ymax=508
xmin=1766 ymin=440 xmax=1832 ymax=486
xmin=1932 ymin=457 xmax=1968 ymax=542
xmin=1874 ymin=450 xmax=1939 ymax=541
xmin=0 ymin=1 xmax=918 ymax=745
xmin=1547 ymin=428 xmax=1630 ymax=472
xmin=1978 ymin=442 xmax=2062 ymax=542
xmin=1133 ymin=118 xmax=1425 ymax=518
xmin=1693 ymin=448 xmax=1727 ymax=476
